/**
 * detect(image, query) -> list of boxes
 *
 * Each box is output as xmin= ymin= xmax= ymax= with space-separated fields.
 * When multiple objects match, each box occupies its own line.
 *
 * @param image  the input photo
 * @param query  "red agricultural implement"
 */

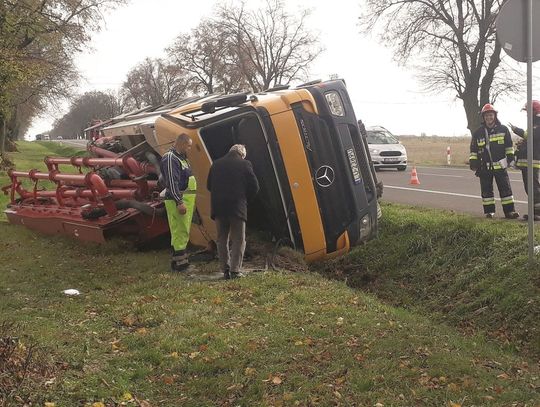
xmin=2 ymin=143 xmax=169 ymax=245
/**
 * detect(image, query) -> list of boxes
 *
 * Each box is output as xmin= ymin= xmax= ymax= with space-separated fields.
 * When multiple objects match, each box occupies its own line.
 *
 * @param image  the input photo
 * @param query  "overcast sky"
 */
xmin=28 ymin=0 xmax=539 ymax=138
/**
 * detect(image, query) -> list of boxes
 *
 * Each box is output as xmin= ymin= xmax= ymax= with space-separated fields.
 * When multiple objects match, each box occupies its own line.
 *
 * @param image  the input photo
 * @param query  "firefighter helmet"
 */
xmin=521 ymin=100 xmax=540 ymax=116
xmin=481 ymin=103 xmax=497 ymax=115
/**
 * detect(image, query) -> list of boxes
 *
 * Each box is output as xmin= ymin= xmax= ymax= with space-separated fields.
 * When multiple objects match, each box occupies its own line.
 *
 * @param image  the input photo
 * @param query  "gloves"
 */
xmin=469 ymin=161 xmax=479 ymax=171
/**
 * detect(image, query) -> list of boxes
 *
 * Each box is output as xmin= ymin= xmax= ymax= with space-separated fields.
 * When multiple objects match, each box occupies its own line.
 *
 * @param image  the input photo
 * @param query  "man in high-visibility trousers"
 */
xmin=470 ymin=104 xmax=519 ymax=219
xmin=160 ymin=134 xmax=197 ymax=272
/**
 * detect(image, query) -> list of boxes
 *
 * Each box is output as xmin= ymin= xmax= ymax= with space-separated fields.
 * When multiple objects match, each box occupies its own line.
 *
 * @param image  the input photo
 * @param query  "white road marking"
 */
xmin=385 ymin=185 xmax=528 ymax=204
xmin=415 ymin=166 xmax=524 ymax=175
xmin=418 ymin=173 xmax=464 ymax=178
xmin=415 ymin=166 xmax=470 ymax=172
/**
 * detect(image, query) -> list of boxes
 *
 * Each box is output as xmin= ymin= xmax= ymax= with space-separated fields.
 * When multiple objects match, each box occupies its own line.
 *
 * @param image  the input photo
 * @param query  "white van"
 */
xmin=366 ymin=126 xmax=407 ymax=171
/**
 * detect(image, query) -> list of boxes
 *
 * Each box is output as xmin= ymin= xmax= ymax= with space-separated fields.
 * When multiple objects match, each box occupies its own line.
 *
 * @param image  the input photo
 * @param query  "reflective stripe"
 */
xmin=516 ymin=159 xmax=540 ymax=169
xmin=482 ymin=198 xmax=496 ymax=205
xmin=492 ymin=163 xmax=502 ymax=170
xmin=470 ymin=153 xmax=478 ymax=160
xmin=489 ymin=133 xmax=505 ymax=141
xmin=478 ymin=141 xmax=486 ymax=146
xmin=505 ymin=147 xmax=514 ymax=154
xmin=501 ymin=195 xmax=514 ymax=205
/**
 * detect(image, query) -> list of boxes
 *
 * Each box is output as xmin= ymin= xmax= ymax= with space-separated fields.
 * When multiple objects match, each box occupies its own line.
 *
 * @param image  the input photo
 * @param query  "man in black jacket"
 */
xmin=207 ymin=144 xmax=260 ymax=279
xmin=470 ymin=103 xmax=519 ymax=219
xmin=510 ymin=100 xmax=540 ymax=221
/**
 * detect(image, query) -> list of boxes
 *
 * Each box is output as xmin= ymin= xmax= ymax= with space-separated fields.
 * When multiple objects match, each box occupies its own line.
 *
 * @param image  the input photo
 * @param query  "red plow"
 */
xmin=2 ymin=143 xmax=169 ymax=244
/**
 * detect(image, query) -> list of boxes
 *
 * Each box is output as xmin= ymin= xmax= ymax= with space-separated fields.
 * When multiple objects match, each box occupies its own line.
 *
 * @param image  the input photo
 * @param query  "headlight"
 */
xmin=359 ymin=214 xmax=372 ymax=241
xmin=324 ymin=91 xmax=345 ymax=116
xmin=369 ymin=148 xmax=379 ymax=154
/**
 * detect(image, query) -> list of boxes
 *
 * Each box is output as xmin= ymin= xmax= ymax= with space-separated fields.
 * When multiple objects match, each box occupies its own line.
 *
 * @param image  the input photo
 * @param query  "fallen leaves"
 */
xmin=262 ymin=374 xmax=284 ymax=385
xmin=163 ymin=375 xmax=175 ymax=385
xmin=272 ymin=376 xmax=283 ymax=385
xmin=244 ymin=367 xmax=256 ymax=376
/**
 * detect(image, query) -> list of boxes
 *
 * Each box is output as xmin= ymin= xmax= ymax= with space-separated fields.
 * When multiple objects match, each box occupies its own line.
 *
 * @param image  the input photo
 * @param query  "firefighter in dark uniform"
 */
xmin=510 ymin=100 xmax=540 ymax=221
xmin=470 ymin=104 xmax=519 ymax=219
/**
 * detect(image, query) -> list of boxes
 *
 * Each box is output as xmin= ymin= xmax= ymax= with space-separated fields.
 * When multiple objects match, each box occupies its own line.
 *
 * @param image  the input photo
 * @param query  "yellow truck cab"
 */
xmin=145 ymin=79 xmax=378 ymax=262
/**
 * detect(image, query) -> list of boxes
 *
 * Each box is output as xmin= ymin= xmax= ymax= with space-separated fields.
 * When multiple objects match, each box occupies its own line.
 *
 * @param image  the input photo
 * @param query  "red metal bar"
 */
xmin=88 ymin=145 xmax=120 ymax=158
xmin=8 ymin=169 xmax=118 ymax=216
xmin=20 ymin=188 xmax=137 ymax=200
xmin=45 ymin=156 xmax=158 ymax=175
xmin=44 ymin=156 xmax=151 ymax=198
xmin=87 ymin=173 xmax=117 ymax=216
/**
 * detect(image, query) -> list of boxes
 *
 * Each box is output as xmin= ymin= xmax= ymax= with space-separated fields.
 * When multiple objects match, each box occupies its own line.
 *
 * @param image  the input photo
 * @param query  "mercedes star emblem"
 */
xmin=315 ymin=165 xmax=335 ymax=188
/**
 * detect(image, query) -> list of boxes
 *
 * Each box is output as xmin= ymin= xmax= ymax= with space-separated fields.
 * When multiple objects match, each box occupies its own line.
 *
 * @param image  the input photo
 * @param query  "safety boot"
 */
xmin=504 ymin=211 xmax=520 ymax=219
xmin=485 ymin=213 xmax=495 ymax=219
xmin=523 ymin=214 xmax=540 ymax=221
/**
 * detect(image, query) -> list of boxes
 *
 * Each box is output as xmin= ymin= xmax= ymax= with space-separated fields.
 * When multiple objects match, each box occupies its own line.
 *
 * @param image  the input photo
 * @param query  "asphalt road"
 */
xmin=376 ymin=165 xmax=529 ymax=218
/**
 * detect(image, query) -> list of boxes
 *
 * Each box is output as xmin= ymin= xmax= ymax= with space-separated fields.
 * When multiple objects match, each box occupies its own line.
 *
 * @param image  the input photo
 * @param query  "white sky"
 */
xmin=27 ymin=0 xmax=540 ymax=138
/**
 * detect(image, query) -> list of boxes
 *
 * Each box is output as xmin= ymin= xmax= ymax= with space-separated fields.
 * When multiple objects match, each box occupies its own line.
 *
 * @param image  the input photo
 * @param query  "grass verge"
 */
xmin=0 ymin=225 xmax=539 ymax=406
xmin=318 ymin=203 xmax=540 ymax=358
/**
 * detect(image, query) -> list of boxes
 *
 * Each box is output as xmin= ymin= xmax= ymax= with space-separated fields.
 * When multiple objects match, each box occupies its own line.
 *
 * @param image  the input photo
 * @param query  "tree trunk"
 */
xmin=462 ymin=90 xmax=481 ymax=135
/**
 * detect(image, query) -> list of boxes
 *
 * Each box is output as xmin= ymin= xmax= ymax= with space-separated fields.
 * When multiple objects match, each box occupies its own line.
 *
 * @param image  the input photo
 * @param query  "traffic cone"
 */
xmin=409 ymin=166 xmax=420 ymax=185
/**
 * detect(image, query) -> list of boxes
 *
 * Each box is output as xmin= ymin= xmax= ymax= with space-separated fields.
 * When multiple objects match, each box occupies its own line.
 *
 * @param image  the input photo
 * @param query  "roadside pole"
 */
xmin=526 ymin=0 xmax=534 ymax=263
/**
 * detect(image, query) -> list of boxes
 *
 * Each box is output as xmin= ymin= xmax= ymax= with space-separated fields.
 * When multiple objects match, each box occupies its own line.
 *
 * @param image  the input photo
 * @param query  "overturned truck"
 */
xmin=3 ymin=80 xmax=378 ymax=262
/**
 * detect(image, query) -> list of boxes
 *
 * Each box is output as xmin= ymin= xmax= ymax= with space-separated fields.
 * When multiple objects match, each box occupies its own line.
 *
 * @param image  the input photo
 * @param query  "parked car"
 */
xmin=366 ymin=126 xmax=407 ymax=171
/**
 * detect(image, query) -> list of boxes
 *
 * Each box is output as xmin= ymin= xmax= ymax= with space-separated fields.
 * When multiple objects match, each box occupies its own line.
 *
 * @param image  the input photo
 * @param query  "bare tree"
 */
xmin=167 ymin=20 xmax=248 ymax=94
xmin=121 ymin=58 xmax=190 ymax=109
xmin=217 ymin=0 xmax=323 ymax=92
xmin=50 ymin=91 xmax=127 ymax=139
xmin=0 ymin=0 xmax=126 ymax=156
xmin=360 ymin=0 xmax=521 ymax=132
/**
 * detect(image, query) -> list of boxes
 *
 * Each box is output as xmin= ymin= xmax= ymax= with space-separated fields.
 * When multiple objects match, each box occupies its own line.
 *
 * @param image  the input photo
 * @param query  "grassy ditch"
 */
xmin=0 ymin=225 xmax=539 ymax=406
xmin=318 ymin=203 xmax=540 ymax=358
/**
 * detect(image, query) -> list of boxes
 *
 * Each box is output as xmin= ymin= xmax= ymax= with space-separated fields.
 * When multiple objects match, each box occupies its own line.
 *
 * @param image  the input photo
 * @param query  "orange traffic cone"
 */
xmin=409 ymin=166 xmax=420 ymax=185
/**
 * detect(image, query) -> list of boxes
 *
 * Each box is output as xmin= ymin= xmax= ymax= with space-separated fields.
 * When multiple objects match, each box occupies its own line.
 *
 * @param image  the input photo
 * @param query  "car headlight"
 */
xmin=369 ymin=148 xmax=379 ymax=154
xmin=324 ymin=91 xmax=345 ymax=116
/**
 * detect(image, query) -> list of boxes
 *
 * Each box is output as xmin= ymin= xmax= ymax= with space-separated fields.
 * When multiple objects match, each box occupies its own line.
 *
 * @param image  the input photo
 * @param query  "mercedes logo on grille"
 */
xmin=315 ymin=165 xmax=335 ymax=188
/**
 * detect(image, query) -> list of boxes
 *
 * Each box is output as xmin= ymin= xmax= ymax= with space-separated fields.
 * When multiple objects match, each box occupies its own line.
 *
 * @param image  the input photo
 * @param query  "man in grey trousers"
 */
xmin=207 ymin=144 xmax=259 ymax=279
